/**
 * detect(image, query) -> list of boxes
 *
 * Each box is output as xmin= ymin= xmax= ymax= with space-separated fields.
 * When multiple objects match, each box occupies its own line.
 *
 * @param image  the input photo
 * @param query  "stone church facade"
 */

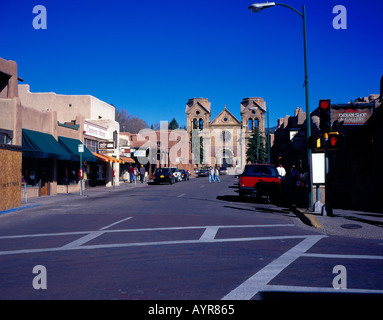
xmin=185 ymin=97 xmax=266 ymax=169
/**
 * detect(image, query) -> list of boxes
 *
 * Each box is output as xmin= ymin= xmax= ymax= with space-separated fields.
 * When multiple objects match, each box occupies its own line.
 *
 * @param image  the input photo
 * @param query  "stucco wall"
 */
xmin=90 ymin=96 xmax=116 ymax=121
xmin=18 ymin=84 xmax=92 ymax=123
xmin=0 ymin=98 xmax=15 ymax=132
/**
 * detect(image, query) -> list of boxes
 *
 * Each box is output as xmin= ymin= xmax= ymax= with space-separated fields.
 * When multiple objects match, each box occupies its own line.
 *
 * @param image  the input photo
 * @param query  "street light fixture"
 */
xmin=248 ymin=2 xmax=313 ymax=208
xmin=248 ymin=2 xmax=276 ymax=13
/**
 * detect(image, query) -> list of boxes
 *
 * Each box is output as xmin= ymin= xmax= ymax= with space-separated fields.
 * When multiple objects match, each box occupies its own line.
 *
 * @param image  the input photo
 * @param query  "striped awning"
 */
xmin=93 ymin=153 xmax=124 ymax=164
xmin=119 ymin=156 xmax=135 ymax=164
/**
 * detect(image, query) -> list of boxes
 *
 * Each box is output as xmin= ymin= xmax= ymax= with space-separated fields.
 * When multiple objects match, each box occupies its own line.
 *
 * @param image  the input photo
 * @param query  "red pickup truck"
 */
xmin=239 ymin=164 xmax=281 ymax=202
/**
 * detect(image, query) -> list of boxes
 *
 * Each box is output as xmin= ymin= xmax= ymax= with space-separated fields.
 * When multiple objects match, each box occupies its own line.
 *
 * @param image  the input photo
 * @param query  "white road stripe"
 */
xmin=99 ymin=217 xmax=133 ymax=230
xmin=199 ymin=226 xmax=219 ymax=242
xmin=177 ymin=193 xmax=186 ymax=198
xmin=222 ymin=235 xmax=326 ymax=300
xmin=302 ymin=253 xmax=383 ymax=260
xmin=0 ymin=224 xmax=295 ymax=240
xmin=0 ymin=235 xmax=314 ymax=257
xmin=61 ymin=231 xmax=105 ymax=249
xmin=263 ymin=284 xmax=383 ymax=295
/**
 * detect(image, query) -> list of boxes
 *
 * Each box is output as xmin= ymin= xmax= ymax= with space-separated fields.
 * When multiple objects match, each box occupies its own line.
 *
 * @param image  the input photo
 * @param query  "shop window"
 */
xmin=85 ymin=138 xmax=97 ymax=153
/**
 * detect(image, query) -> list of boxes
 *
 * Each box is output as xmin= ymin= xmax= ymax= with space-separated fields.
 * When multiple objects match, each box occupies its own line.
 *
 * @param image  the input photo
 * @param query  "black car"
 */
xmin=153 ymin=168 xmax=175 ymax=184
xmin=179 ymin=169 xmax=190 ymax=181
xmin=197 ymin=169 xmax=209 ymax=177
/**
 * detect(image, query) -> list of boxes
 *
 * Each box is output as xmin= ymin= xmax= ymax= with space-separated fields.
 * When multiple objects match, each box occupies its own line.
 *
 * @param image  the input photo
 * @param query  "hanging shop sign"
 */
xmin=333 ymin=108 xmax=372 ymax=125
xmin=84 ymin=121 xmax=108 ymax=139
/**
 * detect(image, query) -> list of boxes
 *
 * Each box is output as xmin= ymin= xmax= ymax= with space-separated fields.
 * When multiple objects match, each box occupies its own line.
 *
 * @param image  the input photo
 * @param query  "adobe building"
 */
xmin=18 ymin=84 xmax=121 ymax=189
xmin=0 ymin=58 xmax=22 ymax=211
xmin=185 ymin=97 xmax=267 ymax=170
xmin=0 ymin=57 xmax=122 ymax=208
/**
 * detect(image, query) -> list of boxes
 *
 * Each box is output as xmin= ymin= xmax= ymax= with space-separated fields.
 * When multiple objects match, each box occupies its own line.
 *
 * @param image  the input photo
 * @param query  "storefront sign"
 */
xmin=99 ymin=149 xmax=114 ymax=154
xmin=333 ymin=108 xmax=372 ymax=125
xmin=134 ymin=150 xmax=146 ymax=157
xmin=84 ymin=122 xmax=108 ymax=139
xmin=98 ymin=141 xmax=115 ymax=150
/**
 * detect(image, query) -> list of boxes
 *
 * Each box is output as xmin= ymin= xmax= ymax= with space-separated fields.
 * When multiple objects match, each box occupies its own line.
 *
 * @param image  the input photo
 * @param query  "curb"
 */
xmin=304 ymin=213 xmax=324 ymax=229
xmin=0 ymin=204 xmax=40 ymax=216
xmin=290 ymin=206 xmax=324 ymax=229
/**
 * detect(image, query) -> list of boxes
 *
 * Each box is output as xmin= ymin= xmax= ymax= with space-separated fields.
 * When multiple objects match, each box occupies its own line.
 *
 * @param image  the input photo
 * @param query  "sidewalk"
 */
xmin=1 ymin=180 xmax=149 ymax=214
xmin=295 ymin=206 xmax=383 ymax=239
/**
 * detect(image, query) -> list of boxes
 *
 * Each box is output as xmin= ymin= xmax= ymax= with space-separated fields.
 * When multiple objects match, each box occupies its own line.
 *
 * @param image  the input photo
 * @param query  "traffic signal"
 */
xmin=319 ymin=99 xmax=331 ymax=132
xmin=308 ymin=134 xmax=324 ymax=152
xmin=326 ymin=132 xmax=343 ymax=151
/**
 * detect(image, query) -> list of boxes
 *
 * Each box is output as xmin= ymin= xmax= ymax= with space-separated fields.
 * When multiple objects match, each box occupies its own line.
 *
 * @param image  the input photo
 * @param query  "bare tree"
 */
xmin=115 ymin=108 xmax=149 ymax=133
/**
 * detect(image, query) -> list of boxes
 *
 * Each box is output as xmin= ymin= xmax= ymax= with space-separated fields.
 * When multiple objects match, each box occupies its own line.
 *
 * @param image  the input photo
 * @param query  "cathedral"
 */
xmin=185 ymin=97 xmax=266 ymax=169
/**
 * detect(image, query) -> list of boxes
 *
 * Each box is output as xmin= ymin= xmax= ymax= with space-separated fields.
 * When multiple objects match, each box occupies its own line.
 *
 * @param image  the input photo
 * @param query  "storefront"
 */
xmin=57 ymin=136 xmax=97 ymax=190
xmin=22 ymin=128 xmax=73 ymax=197
xmin=92 ymin=153 xmax=124 ymax=187
xmin=21 ymin=129 xmax=97 ymax=196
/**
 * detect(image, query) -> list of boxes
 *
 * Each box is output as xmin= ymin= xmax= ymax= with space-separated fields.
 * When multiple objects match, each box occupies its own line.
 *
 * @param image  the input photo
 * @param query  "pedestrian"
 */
xmin=140 ymin=165 xmax=146 ymax=183
xmin=128 ymin=165 xmax=134 ymax=183
xmin=209 ymin=167 xmax=214 ymax=183
xmin=289 ymin=165 xmax=301 ymax=205
xmin=133 ymin=166 xmax=137 ymax=184
xmin=277 ymin=164 xmax=286 ymax=181
xmin=214 ymin=167 xmax=220 ymax=183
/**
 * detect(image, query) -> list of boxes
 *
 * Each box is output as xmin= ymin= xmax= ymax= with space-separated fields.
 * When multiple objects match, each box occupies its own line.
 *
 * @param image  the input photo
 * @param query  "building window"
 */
xmin=0 ymin=132 xmax=12 ymax=144
xmin=85 ymin=138 xmax=98 ymax=153
xmin=248 ymin=119 xmax=253 ymax=131
xmin=192 ymin=118 xmax=198 ymax=129
xmin=199 ymin=119 xmax=204 ymax=130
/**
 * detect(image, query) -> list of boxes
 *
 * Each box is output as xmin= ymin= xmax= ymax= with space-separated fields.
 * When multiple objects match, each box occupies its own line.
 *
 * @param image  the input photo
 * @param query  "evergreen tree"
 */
xmin=246 ymin=127 xmax=268 ymax=164
xmin=168 ymin=118 xmax=179 ymax=130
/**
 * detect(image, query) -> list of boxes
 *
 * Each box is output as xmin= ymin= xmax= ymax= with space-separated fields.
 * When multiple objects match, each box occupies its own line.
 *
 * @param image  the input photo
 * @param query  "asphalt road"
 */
xmin=0 ymin=175 xmax=382 ymax=300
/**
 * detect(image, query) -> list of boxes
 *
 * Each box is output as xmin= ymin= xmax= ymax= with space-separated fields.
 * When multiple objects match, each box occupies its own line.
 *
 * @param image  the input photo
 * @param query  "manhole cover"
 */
xmin=341 ymin=224 xmax=362 ymax=230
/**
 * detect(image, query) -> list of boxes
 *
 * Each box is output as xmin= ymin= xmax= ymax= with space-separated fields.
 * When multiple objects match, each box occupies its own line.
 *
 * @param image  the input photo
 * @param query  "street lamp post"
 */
xmin=248 ymin=2 xmax=313 ymax=208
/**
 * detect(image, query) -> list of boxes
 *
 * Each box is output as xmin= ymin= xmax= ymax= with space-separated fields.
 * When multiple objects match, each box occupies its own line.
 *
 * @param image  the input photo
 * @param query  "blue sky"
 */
xmin=1 ymin=0 xmax=382 ymax=128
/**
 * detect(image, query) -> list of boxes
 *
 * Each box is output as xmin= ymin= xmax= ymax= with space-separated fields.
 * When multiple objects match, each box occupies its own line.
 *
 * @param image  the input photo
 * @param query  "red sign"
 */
xmin=333 ymin=108 xmax=372 ymax=125
xmin=330 ymin=136 xmax=338 ymax=147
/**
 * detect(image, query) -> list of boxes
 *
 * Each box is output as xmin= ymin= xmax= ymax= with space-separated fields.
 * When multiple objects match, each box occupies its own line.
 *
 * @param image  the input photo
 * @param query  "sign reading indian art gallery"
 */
xmin=332 ymin=108 xmax=372 ymax=125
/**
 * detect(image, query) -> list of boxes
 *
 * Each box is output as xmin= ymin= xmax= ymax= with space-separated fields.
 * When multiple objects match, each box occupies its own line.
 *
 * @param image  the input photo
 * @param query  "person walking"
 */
xmin=139 ymin=165 xmax=146 ymax=183
xmin=214 ymin=167 xmax=220 ymax=183
xmin=277 ymin=164 xmax=286 ymax=181
xmin=209 ymin=167 xmax=214 ymax=183
xmin=133 ymin=166 xmax=137 ymax=184
xmin=128 ymin=165 xmax=134 ymax=183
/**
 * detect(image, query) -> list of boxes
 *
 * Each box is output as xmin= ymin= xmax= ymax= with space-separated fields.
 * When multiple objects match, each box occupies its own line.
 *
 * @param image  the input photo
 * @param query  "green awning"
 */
xmin=58 ymin=136 xmax=97 ymax=163
xmin=22 ymin=129 xmax=72 ymax=160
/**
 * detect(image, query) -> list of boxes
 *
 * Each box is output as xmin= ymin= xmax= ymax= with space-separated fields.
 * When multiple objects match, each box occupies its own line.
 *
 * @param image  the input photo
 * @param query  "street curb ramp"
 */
xmin=290 ymin=206 xmax=322 ymax=228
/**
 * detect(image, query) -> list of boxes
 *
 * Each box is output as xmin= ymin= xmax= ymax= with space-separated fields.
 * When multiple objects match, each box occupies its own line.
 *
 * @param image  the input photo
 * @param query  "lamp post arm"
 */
xmin=274 ymin=3 xmax=303 ymax=18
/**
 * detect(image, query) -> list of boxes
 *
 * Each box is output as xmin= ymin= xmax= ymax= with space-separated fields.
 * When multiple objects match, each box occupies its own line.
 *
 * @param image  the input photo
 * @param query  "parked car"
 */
xmin=219 ymin=167 xmax=228 ymax=175
xmin=179 ymin=169 xmax=190 ymax=181
xmin=197 ymin=169 xmax=209 ymax=177
xmin=239 ymin=164 xmax=281 ymax=202
xmin=169 ymin=167 xmax=182 ymax=182
xmin=153 ymin=168 xmax=175 ymax=184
